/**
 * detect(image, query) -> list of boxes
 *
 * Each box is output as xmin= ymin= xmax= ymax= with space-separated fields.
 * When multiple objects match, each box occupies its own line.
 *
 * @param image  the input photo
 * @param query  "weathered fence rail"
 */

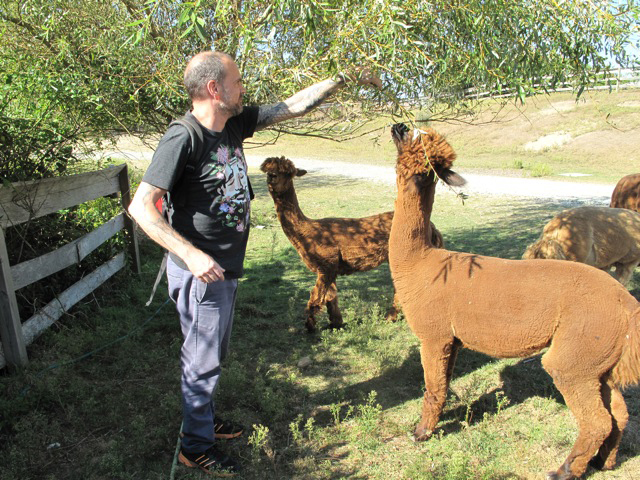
xmin=461 ymin=68 xmax=640 ymax=100
xmin=0 ymin=164 xmax=140 ymax=369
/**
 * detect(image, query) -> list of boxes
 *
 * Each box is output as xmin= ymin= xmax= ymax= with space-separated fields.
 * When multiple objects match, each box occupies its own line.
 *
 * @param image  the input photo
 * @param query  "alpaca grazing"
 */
xmin=388 ymin=124 xmax=640 ymax=479
xmin=523 ymin=206 xmax=640 ymax=285
xmin=260 ymin=156 xmax=443 ymax=331
xmin=610 ymin=173 xmax=640 ymax=212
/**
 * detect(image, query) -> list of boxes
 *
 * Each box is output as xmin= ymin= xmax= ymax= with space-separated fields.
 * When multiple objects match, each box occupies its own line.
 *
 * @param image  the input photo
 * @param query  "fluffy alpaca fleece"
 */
xmin=610 ymin=173 xmax=640 ymax=212
xmin=388 ymin=123 xmax=640 ymax=480
xmin=260 ymin=156 xmax=443 ymax=331
xmin=523 ymin=206 xmax=640 ymax=285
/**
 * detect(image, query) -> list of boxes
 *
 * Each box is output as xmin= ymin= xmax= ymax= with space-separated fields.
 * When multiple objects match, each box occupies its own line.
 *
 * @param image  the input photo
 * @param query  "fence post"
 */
xmin=0 ymin=227 xmax=28 ymax=367
xmin=118 ymin=164 xmax=141 ymax=274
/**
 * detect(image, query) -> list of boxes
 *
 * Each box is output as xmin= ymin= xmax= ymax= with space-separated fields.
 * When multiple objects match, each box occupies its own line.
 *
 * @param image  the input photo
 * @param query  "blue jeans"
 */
xmin=167 ymin=255 xmax=238 ymax=453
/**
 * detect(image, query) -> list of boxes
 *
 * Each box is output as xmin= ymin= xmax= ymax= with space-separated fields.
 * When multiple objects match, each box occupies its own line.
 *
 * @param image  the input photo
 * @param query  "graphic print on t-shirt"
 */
xmin=209 ymin=146 xmax=250 ymax=232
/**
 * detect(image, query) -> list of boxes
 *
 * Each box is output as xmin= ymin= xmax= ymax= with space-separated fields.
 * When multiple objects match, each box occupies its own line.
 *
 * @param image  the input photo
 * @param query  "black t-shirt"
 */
xmin=142 ymin=107 xmax=259 ymax=278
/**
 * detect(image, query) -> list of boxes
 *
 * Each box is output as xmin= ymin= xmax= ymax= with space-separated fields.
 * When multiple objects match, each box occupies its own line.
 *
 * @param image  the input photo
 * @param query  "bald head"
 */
xmin=184 ymin=51 xmax=234 ymax=101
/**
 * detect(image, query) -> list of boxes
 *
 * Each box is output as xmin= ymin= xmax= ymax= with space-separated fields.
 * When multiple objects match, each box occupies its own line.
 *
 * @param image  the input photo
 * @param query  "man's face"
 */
xmin=217 ymin=59 xmax=245 ymax=117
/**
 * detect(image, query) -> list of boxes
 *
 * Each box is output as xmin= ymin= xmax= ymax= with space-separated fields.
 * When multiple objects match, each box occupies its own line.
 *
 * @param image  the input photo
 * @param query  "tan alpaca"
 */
xmin=610 ymin=173 xmax=640 ymax=212
xmin=523 ymin=206 xmax=640 ymax=285
xmin=260 ymin=156 xmax=443 ymax=331
xmin=388 ymin=124 xmax=640 ymax=480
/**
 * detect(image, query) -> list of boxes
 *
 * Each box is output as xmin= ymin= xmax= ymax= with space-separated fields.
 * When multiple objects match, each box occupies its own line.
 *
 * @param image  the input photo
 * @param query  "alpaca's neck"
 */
xmin=270 ymin=186 xmax=309 ymax=239
xmin=390 ymin=178 xmax=437 ymax=263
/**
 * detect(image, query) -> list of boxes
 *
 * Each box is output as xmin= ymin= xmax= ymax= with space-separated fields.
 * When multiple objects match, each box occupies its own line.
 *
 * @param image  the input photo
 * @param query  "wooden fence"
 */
xmin=0 ymin=164 xmax=140 ymax=369
xmin=460 ymin=67 xmax=640 ymax=101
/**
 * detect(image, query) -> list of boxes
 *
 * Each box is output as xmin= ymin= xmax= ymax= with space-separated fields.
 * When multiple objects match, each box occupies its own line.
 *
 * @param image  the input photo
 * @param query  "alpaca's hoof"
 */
xmin=545 ymin=473 xmax=575 ymax=480
xmin=412 ymin=426 xmax=433 ymax=442
xmin=545 ymin=463 xmax=576 ymax=480
xmin=326 ymin=322 xmax=344 ymax=331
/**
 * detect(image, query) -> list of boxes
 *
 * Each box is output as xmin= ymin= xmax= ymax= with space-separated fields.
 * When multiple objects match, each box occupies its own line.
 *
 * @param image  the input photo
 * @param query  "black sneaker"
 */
xmin=178 ymin=445 xmax=240 ymax=477
xmin=214 ymin=418 xmax=244 ymax=439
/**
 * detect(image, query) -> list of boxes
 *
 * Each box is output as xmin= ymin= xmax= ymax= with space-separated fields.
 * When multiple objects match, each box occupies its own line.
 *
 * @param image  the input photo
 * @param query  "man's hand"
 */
xmin=184 ymin=248 xmax=226 ymax=283
xmin=339 ymin=68 xmax=382 ymax=89
xmin=353 ymin=68 xmax=382 ymax=89
xmin=129 ymin=181 xmax=225 ymax=282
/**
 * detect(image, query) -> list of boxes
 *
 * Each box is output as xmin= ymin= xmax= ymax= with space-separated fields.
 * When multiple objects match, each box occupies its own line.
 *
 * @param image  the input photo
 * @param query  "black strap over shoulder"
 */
xmin=169 ymin=115 xmax=205 ymax=165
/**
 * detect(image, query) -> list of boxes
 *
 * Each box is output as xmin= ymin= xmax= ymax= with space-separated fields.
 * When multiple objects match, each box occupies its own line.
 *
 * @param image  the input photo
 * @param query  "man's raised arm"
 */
xmin=255 ymin=69 xmax=382 ymax=131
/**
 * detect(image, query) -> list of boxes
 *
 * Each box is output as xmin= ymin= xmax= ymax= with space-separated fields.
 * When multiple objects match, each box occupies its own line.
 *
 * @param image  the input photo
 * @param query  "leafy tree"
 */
xmin=0 ymin=0 xmax=638 ymax=179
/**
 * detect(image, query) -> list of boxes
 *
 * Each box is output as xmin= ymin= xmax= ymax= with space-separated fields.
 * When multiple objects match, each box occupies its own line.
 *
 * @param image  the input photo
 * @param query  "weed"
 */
xmin=248 ymin=424 xmax=273 ymax=461
xmin=289 ymin=415 xmax=304 ymax=445
xmin=530 ymin=162 xmax=554 ymax=177
xmin=304 ymin=417 xmax=316 ymax=441
xmin=329 ymin=402 xmax=345 ymax=425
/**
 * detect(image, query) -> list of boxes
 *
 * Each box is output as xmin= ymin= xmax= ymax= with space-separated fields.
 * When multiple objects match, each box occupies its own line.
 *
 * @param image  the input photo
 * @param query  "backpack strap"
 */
xmin=146 ymin=115 xmax=203 ymax=307
xmin=170 ymin=115 xmax=205 ymax=165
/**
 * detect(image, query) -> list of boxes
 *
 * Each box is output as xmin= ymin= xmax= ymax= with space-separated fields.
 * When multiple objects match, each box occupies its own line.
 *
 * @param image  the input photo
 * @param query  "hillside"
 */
xmin=244 ymin=89 xmax=640 ymax=185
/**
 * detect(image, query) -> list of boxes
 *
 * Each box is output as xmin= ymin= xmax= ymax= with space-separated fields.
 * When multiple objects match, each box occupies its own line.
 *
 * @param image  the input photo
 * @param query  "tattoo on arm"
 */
xmin=130 ymin=183 xmax=194 ymax=256
xmin=256 ymin=78 xmax=343 ymax=130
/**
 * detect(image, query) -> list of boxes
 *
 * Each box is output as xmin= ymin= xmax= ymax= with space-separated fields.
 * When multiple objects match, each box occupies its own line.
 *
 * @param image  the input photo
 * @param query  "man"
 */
xmin=128 ymin=51 xmax=381 ymax=476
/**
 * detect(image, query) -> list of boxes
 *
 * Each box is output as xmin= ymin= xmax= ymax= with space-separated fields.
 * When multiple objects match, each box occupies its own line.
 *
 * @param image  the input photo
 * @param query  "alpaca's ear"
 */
xmin=259 ymin=160 xmax=271 ymax=173
xmin=437 ymin=167 xmax=466 ymax=187
xmin=296 ymin=169 xmax=307 ymax=177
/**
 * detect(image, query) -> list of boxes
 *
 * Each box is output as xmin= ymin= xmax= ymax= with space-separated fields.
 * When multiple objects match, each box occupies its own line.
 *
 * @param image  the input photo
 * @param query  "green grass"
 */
xmin=2 ymin=167 xmax=640 ymax=479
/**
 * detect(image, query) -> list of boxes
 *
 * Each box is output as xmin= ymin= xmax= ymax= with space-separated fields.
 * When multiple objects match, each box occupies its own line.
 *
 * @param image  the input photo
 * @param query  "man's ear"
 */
xmin=206 ymin=80 xmax=218 ymax=98
xmin=296 ymin=169 xmax=307 ymax=177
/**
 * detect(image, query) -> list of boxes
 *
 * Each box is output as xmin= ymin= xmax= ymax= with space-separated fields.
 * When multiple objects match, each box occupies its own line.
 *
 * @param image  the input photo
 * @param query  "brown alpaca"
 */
xmin=388 ymin=124 xmax=640 ymax=480
xmin=260 ymin=156 xmax=443 ymax=331
xmin=610 ymin=173 xmax=640 ymax=212
xmin=523 ymin=206 xmax=640 ymax=285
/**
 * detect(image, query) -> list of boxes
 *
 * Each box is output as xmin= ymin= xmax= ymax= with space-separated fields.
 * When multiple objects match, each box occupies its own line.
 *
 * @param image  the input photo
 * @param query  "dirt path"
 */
xmin=244 ymin=154 xmax=615 ymax=205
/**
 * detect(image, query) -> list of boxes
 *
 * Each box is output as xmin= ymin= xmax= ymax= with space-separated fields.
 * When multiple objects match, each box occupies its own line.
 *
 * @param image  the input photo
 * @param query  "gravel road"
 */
xmin=245 ymin=154 xmax=616 ymax=205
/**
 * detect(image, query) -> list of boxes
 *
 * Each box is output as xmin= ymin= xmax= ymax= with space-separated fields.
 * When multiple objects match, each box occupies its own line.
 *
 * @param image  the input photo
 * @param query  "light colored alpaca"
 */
xmin=388 ymin=124 xmax=640 ymax=480
xmin=610 ymin=173 xmax=640 ymax=212
xmin=523 ymin=206 xmax=640 ymax=285
xmin=260 ymin=156 xmax=443 ymax=331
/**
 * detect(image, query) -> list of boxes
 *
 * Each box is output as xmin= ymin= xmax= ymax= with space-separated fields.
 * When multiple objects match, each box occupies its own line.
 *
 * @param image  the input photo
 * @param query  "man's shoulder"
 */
xmin=226 ymin=106 xmax=259 ymax=140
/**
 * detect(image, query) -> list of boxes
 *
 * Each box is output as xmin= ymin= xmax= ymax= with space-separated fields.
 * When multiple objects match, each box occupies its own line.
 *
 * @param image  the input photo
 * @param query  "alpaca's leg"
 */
xmin=385 ymin=291 xmax=400 ymax=322
xmin=445 ymin=338 xmax=461 ymax=384
xmin=589 ymin=377 xmax=629 ymax=471
xmin=305 ymin=273 xmax=334 ymax=332
xmin=612 ymin=261 xmax=638 ymax=286
xmin=325 ymin=281 xmax=343 ymax=328
xmin=414 ymin=338 xmax=456 ymax=441
xmin=542 ymin=357 xmax=612 ymax=479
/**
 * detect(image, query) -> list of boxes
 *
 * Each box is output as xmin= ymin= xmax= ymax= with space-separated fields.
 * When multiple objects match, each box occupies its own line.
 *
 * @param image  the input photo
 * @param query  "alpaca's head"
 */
xmin=260 ymin=156 xmax=307 ymax=195
xmin=391 ymin=123 xmax=465 ymax=188
xmin=522 ymin=237 xmax=567 ymax=261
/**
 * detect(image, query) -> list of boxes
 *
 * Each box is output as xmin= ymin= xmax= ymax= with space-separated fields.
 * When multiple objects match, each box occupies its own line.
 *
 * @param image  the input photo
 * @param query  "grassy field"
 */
xmin=2 ymin=165 xmax=640 ymax=479
xmin=2 ymin=89 xmax=640 ymax=479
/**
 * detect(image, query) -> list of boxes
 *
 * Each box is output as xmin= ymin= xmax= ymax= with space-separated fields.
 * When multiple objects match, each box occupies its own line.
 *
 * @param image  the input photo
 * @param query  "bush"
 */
xmin=0 ymin=115 xmax=78 ymax=183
